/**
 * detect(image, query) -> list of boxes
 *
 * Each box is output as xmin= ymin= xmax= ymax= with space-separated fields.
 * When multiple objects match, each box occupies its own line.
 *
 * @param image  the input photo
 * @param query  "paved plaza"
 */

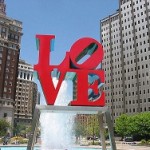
xmin=0 ymin=142 xmax=150 ymax=150
xmin=82 ymin=141 xmax=150 ymax=150
xmin=116 ymin=143 xmax=150 ymax=150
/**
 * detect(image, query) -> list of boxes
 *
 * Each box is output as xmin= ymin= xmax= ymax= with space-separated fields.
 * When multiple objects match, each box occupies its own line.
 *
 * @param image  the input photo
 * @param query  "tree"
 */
xmin=115 ymin=114 xmax=129 ymax=140
xmin=132 ymin=112 xmax=150 ymax=140
xmin=73 ymin=121 xmax=86 ymax=143
xmin=13 ymin=123 xmax=27 ymax=137
xmin=115 ymin=112 xmax=150 ymax=141
xmin=86 ymin=115 xmax=99 ymax=136
xmin=85 ymin=115 xmax=100 ymax=145
xmin=0 ymin=119 xmax=10 ymax=137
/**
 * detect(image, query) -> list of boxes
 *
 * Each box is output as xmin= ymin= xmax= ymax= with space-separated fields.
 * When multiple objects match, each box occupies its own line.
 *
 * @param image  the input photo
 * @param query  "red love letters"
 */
xmin=34 ymin=35 xmax=105 ymax=107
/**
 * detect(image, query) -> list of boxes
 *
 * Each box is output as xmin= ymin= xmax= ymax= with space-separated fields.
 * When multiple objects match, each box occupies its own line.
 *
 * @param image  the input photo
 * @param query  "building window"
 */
xmin=7 ymin=55 xmax=10 ymax=60
xmin=3 ymin=113 xmax=7 ymax=118
xmin=4 ymin=87 xmax=7 ymax=92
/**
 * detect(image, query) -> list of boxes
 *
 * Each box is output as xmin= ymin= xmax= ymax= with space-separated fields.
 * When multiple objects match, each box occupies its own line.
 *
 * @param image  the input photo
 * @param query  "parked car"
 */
xmin=124 ymin=137 xmax=134 ymax=142
xmin=87 ymin=136 xmax=99 ymax=140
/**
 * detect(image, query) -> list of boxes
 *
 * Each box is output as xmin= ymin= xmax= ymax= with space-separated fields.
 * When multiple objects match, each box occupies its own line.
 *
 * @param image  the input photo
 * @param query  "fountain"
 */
xmin=40 ymin=79 xmax=75 ymax=150
xmin=27 ymin=35 xmax=117 ymax=150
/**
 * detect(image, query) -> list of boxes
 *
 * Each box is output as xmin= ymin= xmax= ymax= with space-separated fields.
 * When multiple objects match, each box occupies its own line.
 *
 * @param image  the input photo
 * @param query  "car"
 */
xmin=87 ymin=136 xmax=99 ymax=140
xmin=124 ymin=137 xmax=134 ymax=142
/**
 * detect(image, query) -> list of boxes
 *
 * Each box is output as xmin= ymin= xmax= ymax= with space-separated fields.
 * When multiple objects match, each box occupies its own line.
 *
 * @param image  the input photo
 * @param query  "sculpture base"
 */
xmin=27 ymin=105 xmax=116 ymax=150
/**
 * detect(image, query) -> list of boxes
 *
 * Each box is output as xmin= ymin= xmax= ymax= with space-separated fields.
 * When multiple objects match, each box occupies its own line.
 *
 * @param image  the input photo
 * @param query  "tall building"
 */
xmin=15 ymin=59 xmax=40 ymax=125
xmin=0 ymin=0 xmax=22 ymax=129
xmin=101 ymin=0 xmax=150 ymax=123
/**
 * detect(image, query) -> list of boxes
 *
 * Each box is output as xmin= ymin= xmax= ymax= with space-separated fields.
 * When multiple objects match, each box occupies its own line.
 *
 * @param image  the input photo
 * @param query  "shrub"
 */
xmin=10 ymin=136 xmax=28 ymax=144
xmin=140 ymin=139 xmax=147 ymax=145
xmin=147 ymin=140 xmax=150 ymax=145
xmin=88 ymin=141 xmax=100 ymax=145
xmin=0 ymin=138 xmax=3 ymax=143
xmin=88 ymin=140 xmax=110 ymax=146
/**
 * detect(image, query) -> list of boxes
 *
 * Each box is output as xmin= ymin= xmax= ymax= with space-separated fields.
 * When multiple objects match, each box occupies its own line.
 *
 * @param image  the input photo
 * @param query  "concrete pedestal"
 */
xmin=27 ymin=105 xmax=116 ymax=150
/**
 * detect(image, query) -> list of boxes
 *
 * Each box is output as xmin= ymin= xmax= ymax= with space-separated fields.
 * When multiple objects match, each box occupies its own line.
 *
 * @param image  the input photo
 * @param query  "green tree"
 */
xmin=26 ymin=126 xmax=32 ymax=138
xmin=73 ymin=121 xmax=86 ymax=142
xmin=0 ymin=119 xmax=10 ymax=136
xmin=125 ymin=115 xmax=135 ymax=136
xmin=86 ymin=115 xmax=99 ymax=136
xmin=13 ymin=123 xmax=27 ymax=137
xmin=115 ymin=114 xmax=129 ymax=140
xmin=85 ymin=115 xmax=99 ymax=144
xmin=132 ymin=112 xmax=150 ymax=140
xmin=115 ymin=112 xmax=150 ymax=141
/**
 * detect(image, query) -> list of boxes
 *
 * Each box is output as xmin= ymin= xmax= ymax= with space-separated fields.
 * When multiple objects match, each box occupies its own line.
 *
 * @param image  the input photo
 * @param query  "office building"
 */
xmin=0 ymin=0 xmax=22 ymax=129
xmin=15 ymin=59 xmax=39 ymax=125
xmin=101 ymin=0 xmax=150 ymax=123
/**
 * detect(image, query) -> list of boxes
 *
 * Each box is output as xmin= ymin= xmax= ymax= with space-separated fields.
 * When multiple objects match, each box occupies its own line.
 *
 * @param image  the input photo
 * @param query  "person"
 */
xmin=3 ymin=136 xmax=8 ymax=145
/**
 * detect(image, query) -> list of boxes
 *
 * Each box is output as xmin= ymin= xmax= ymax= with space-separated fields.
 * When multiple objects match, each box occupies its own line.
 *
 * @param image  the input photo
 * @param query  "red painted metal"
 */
xmin=34 ymin=35 xmax=105 ymax=107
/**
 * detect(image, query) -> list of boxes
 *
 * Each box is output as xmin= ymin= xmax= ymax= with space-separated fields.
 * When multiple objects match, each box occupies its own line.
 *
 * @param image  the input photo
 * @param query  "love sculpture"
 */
xmin=34 ymin=35 xmax=105 ymax=106
xmin=27 ymin=35 xmax=117 ymax=150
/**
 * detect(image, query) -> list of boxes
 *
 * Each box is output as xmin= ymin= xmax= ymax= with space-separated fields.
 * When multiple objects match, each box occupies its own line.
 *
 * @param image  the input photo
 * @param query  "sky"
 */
xmin=5 ymin=0 xmax=118 ymax=104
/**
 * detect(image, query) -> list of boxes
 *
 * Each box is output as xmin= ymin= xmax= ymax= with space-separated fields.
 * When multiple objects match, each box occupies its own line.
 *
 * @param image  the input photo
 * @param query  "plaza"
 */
xmin=0 ymin=0 xmax=150 ymax=150
xmin=0 ymin=142 xmax=150 ymax=150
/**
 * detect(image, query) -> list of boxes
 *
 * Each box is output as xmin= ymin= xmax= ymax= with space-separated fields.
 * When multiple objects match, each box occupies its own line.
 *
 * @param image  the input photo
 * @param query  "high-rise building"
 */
xmin=0 ymin=0 xmax=23 ymax=129
xmin=101 ymin=0 xmax=150 ymax=123
xmin=15 ymin=59 xmax=40 ymax=125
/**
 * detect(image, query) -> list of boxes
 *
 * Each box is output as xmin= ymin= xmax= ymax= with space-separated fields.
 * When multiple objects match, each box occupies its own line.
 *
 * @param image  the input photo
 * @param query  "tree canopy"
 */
xmin=0 ymin=119 xmax=10 ymax=136
xmin=115 ymin=112 xmax=150 ymax=140
xmin=13 ymin=123 xmax=32 ymax=138
xmin=115 ymin=114 xmax=129 ymax=139
xmin=85 ymin=115 xmax=99 ymax=137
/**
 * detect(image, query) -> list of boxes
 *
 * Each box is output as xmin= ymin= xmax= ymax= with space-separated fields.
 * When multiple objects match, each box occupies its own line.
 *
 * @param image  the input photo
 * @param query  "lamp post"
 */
xmin=92 ymin=125 xmax=95 ymax=145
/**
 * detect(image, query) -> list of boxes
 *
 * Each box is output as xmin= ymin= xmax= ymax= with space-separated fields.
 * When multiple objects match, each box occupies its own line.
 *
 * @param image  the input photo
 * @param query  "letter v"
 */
xmin=34 ymin=35 xmax=69 ymax=105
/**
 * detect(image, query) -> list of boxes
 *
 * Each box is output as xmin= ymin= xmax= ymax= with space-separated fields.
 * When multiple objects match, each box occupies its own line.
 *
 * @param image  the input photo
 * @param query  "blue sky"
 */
xmin=6 ymin=0 xmax=118 ymax=65
xmin=5 ymin=0 xmax=118 ymax=104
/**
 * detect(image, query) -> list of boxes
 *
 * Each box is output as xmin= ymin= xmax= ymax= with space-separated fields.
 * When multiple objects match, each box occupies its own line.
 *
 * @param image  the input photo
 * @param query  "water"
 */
xmin=0 ymin=147 xmax=38 ymax=150
xmin=40 ymin=78 xmax=75 ymax=149
xmin=0 ymin=147 xmax=104 ymax=150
